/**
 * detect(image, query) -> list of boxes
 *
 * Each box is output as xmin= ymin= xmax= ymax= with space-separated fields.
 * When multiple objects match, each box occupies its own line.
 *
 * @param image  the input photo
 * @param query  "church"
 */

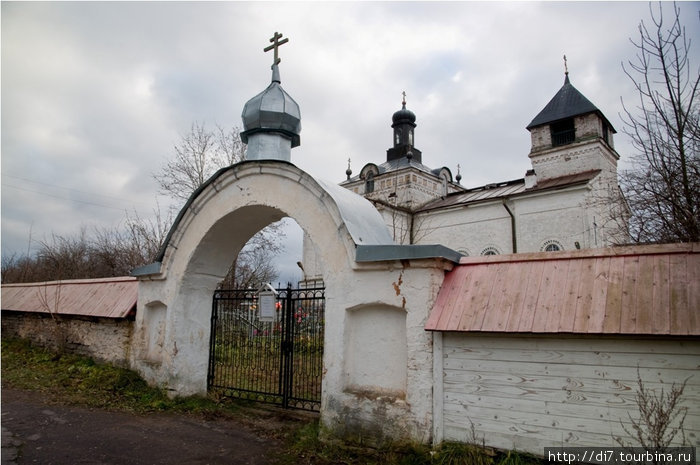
xmin=301 ymin=68 xmax=629 ymax=284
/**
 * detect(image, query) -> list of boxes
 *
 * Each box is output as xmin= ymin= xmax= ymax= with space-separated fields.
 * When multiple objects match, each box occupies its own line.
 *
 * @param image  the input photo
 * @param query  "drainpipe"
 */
xmin=502 ymin=199 xmax=517 ymax=253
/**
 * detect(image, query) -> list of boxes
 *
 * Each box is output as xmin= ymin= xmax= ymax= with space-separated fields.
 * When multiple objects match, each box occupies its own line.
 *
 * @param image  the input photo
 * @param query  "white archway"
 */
xmin=131 ymin=160 xmax=392 ymax=395
xmin=131 ymin=159 xmax=457 ymax=444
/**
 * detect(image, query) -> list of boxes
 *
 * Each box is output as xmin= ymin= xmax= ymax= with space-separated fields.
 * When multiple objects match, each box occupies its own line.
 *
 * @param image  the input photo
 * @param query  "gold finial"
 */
xmin=264 ymin=32 xmax=289 ymax=66
xmin=563 ymin=54 xmax=568 ymax=75
xmin=401 ymin=91 xmax=407 ymax=107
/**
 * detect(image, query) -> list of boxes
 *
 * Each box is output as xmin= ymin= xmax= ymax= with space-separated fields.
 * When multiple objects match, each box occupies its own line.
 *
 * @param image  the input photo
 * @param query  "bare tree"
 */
xmin=153 ymin=122 xmax=245 ymax=202
xmin=620 ymin=2 xmax=700 ymax=243
xmin=153 ymin=122 xmax=285 ymax=289
xmin=1 ymin=205 xmax=174 ymax=284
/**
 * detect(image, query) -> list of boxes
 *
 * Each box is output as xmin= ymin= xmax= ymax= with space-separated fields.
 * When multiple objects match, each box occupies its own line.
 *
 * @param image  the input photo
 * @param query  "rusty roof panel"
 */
xmin=426 ymin=243 xmax=700 ymax=336
xmin=2 ymin=276 xmax=137 ymax=319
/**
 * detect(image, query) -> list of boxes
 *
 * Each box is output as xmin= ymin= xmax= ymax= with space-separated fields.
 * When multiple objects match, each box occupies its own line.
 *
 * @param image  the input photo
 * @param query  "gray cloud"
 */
xmin=2 ymin=2 xmax=698 ymax=278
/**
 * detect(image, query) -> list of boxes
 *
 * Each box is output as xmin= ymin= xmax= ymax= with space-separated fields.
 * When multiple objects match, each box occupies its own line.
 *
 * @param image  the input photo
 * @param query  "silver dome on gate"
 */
xmin=241 ymin=64 xmax=301 ymax=148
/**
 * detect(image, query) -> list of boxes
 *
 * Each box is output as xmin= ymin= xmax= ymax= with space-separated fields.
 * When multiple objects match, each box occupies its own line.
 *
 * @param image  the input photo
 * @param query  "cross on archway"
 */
xmin=264 ymin=32 xmax=289 ymax=66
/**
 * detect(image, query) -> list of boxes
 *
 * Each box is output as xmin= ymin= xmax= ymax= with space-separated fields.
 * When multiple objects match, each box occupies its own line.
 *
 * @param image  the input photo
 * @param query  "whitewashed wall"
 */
xmin=435 ymin=334 xmax=699 ymax=455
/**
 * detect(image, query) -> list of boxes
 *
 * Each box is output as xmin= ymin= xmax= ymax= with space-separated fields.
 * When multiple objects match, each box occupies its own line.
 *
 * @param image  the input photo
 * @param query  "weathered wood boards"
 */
xmin=440 ymin=334 xmax=700 ymax=454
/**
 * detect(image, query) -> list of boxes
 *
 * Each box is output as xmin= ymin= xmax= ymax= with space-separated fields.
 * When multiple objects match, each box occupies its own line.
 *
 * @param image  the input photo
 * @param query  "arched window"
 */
xmin=541 ymin=240 xmax=563 ymax=252
xmin=481 ymin=246 xmax=500 ymax=256
xmin=365 ymin=172 xmax=375 ymax=194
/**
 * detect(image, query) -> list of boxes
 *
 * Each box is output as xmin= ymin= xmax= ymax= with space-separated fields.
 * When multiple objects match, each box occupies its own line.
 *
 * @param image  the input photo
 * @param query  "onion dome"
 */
xmin=241 ymin=64 xmax=301 ymax=149
xmin=388 ymin=93 xmax=422 ymax=163
xmin=392 ymin=101 xmax=416 ymax=125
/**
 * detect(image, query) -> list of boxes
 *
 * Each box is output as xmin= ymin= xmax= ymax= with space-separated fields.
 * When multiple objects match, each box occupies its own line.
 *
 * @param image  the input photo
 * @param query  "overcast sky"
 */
xmin=2 ymin=1 xmax=698 ymax=283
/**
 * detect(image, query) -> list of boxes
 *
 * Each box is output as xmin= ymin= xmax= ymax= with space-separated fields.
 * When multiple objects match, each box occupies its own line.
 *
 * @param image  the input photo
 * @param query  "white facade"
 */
xmin=301 ymin=76 xmax=629 ymax=283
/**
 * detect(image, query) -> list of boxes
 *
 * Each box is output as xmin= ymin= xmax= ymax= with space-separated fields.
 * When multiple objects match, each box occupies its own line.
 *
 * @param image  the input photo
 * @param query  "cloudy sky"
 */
xmin=2 ymin=1 xmax=698 ymax=283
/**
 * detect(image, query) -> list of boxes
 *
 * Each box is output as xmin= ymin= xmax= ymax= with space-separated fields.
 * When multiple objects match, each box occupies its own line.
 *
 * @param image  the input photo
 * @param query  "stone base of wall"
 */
xmin=1 ymin=311 xmax=133 ymax=367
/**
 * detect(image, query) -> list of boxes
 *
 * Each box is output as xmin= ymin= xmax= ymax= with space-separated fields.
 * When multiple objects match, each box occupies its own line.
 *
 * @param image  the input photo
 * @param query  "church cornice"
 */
xmin=529 ymin=137 xmax=619 ymax=161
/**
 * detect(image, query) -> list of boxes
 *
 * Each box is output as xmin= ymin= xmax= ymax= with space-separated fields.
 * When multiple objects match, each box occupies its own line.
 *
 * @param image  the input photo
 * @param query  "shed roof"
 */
xmin=1 ymin=276 xmax=137 ymax=319
xmin=426 ymin=243 xmax=699 ymax=336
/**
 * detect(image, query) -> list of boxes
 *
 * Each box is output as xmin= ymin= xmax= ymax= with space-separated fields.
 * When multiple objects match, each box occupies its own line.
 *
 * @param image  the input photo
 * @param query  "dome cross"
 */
xmin=264 ymin=32 xmax=289 ymax=66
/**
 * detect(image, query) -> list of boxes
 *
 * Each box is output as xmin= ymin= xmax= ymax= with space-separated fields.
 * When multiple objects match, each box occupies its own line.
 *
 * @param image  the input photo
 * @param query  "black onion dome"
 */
xmin=392 ymin=102 xmax=416 ymax=125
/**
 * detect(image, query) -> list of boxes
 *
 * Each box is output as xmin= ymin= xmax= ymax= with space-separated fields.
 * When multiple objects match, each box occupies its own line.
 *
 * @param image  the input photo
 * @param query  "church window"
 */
xmin=602 ymin=124 xmax=609 ymax=145
xmin=541 ymin=240 xmax=563 ymax=252
xmin=365 ymin=172 xmax=375 ymax=193
xmin=551 ymin=118 xmax=575 ymax=146
xmin=408 ymin=129 xmax=413 ymax=146
xmin=395 ymin=129 xmax=402 ymax=145
xmin=481 ymin=246 xmax=500 ymax=256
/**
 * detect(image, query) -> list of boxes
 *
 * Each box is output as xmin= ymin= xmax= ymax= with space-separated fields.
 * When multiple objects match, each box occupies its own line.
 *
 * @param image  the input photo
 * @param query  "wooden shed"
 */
xmin=426 ymin=243 xmax=699 ymax=454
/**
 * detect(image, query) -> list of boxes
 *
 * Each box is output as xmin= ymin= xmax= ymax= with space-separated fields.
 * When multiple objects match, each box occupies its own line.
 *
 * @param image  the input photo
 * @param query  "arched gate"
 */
xmin=207 ymin=284 xmax=325 ymax=411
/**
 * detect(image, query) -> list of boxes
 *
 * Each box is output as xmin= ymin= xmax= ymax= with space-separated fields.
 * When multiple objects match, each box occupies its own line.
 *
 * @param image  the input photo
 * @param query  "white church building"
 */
xmin=300 ymin=71 xmax=629 ymax=280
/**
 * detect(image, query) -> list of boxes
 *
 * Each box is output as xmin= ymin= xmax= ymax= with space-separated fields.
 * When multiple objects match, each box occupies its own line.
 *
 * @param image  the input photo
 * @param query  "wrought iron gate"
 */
xmin=207 ymin=285 xmax=324 ymax=411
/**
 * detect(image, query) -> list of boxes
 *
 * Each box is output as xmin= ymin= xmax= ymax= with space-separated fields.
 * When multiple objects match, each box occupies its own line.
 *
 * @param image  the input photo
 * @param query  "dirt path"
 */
xmin=1 ymin=389 xmax=307 ymax=465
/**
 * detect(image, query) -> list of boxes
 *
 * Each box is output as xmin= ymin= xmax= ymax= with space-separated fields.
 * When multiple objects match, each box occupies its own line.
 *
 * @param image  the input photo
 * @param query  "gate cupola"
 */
xmin=241 ymin=32 xmax=301 ymax=162
xmin=387 ymin=92 xmax=422 ymax=163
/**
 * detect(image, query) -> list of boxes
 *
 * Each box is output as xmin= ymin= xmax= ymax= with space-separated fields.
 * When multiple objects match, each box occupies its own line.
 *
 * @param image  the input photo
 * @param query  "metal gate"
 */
xmin=207 ymin=285 xmax=324 ymax=411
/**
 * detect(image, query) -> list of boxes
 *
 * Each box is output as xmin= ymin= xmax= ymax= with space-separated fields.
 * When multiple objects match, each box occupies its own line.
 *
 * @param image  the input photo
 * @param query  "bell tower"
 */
xmin=387 ymin=92 xmax=422 ymax=163
xmin=526 ymin=66 xmax=618 ymax=181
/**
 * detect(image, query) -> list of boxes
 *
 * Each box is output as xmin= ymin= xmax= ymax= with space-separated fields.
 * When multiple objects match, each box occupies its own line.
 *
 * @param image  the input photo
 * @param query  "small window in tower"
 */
xmin=395 ymin=129 xmax=402 ymax=146
xmin=365 ymin=172 xmax=375 ymax=193
xmin=551 ymin=119 xmax=575 ymax=147
xmin=602 ymin=124 xmax=609 ymax=145
xmin=408 ymin=129 xmax=414 ymax=146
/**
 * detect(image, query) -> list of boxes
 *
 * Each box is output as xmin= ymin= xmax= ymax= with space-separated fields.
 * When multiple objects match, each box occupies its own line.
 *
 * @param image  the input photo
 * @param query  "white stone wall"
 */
xmin=413 ymin=183 xmax=608 ymax=256
xmin=322 ymin=263 xmax=449 ymax=445
xmin=1 ymin=312 xmax=133 ymax=367
xmin=529 ymin=139 xmax=618 ymax=181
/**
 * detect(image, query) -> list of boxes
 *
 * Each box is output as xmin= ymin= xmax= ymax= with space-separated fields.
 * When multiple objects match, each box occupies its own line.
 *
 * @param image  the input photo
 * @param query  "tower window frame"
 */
xmin=551 ymin=118 xmax=575 ymax=147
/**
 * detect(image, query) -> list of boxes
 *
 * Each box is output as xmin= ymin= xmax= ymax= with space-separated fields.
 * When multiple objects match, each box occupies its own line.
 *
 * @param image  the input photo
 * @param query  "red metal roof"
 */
xmin=426 ymin=243 xmax=699 ymax=335
xmin=2 ymin=276 xmax=137 ymax=319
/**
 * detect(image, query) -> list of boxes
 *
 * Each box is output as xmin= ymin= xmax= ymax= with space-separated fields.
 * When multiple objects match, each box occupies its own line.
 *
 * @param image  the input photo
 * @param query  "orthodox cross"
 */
xmin=563 ymin=54 xmax=568 ymax=75
xmin=401 ymin=91 xmax=407 ymax=106
xmin=264 ymin=32 xmax=289 ymax=66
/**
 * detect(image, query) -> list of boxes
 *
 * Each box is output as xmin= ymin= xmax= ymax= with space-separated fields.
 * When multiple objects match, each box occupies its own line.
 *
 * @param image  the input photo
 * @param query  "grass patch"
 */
xmin=1 ymin=337 xmax=242 ymax=415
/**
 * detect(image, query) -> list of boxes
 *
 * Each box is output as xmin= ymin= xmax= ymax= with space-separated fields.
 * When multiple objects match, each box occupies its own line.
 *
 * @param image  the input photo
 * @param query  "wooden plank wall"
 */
xmin=441 ymin=334 xmax=700 ymax=455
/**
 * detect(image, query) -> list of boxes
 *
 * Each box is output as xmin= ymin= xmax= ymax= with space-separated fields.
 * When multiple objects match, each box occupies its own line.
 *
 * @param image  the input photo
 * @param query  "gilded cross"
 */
xmin=264 ymin=32 xmax=289 ymax=66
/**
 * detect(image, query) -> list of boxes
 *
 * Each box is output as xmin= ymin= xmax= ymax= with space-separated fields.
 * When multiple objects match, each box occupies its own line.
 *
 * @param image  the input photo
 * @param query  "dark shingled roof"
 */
xmin=526 ymin=75 xmax=615 ymax=132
